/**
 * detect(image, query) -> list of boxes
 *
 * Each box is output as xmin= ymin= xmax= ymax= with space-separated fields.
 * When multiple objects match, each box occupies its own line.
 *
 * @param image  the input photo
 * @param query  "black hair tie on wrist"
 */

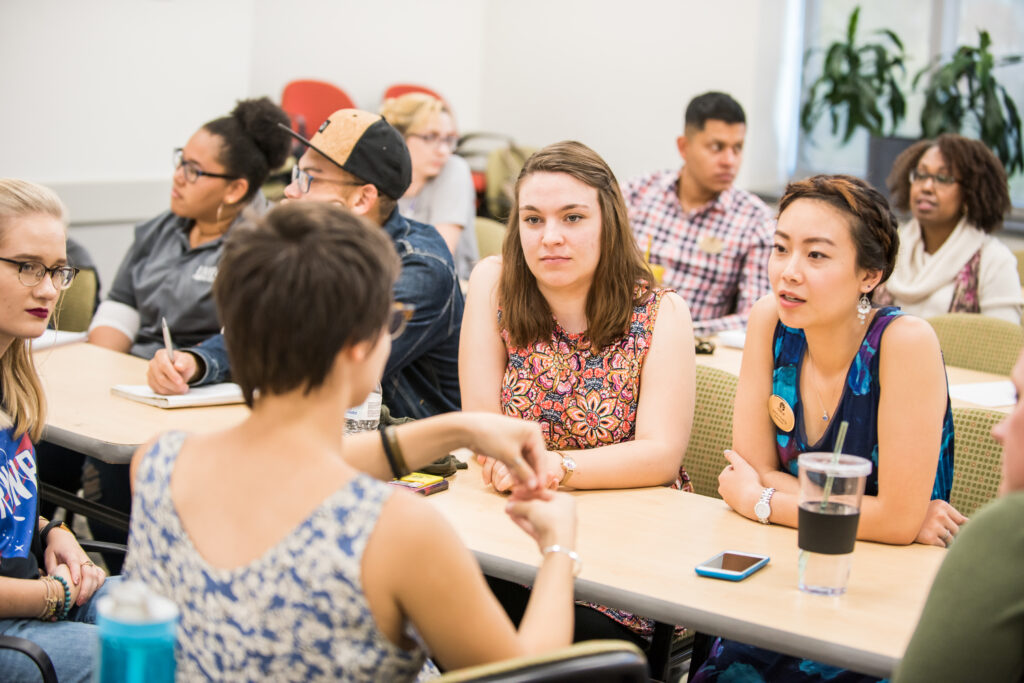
xmin=380 ymin=425 xmax=409 ymax=479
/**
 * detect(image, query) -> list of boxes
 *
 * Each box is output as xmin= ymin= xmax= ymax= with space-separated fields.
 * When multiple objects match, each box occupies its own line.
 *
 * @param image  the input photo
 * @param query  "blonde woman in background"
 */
xmin=381 ymin=92 xmax=479 ymax=279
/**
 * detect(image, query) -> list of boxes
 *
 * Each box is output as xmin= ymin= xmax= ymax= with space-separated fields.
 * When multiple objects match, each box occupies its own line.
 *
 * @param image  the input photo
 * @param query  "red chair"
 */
xmin=280 ymin=79 xmax=357 ymax=141
xmin=383 ymin=83 xmax=445 ymax=104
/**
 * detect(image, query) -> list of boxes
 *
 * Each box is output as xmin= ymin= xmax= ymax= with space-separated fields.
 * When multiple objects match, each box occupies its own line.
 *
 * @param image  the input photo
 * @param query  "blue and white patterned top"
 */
xmin=124 ymin=431 xmax=426 ymax=681
xmin=771 ymin=306 xmax=954 ymax=501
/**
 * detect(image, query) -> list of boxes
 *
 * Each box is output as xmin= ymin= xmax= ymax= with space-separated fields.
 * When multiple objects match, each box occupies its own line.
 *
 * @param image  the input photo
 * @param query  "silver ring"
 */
xmin=943 ymin=530 xmax=953 ymax=545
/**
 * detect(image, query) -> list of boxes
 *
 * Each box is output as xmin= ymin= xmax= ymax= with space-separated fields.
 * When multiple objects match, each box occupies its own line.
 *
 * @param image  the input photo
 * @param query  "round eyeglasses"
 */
xmin=0 ymin=257 xmax=79 ymax=290
xmin=289 ymin=165 xmax=366 ymax=195
xmin=173 ymin=148 xmax=238 ymax=184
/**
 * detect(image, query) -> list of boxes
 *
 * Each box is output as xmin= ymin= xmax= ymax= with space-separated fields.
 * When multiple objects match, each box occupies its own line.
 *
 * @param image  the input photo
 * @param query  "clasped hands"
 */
xmin=43 ymin=526 xmax=106 ymax=606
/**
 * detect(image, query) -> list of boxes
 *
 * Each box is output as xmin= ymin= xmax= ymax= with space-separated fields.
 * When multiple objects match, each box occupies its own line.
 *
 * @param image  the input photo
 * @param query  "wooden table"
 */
xmin=35 ymin=343 xmax=946 ymax=676
xmin=697 ymin=338 xmax=1012 ymax=413
xmin=431 ymin=461 xmax=946 ymax=678
xmin=33 ymin=342 xmax=249 ymax=464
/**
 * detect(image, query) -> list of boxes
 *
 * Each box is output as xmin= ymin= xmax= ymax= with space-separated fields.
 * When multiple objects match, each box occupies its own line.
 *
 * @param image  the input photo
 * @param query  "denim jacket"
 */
xmin=191 ymin=209 xmax=463 ymax=420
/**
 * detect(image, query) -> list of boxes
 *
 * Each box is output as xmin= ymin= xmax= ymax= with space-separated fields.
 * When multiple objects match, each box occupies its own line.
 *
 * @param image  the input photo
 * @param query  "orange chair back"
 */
xmin=280 ymin=80 xmax=357 ymax=138
xmin=383 ymin=83 xmax=445 ymax=104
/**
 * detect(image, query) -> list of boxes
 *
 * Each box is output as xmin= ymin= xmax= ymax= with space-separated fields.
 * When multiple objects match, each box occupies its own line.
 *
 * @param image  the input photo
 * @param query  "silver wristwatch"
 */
xmin=754 ymin=487 xmax=775 ymax=524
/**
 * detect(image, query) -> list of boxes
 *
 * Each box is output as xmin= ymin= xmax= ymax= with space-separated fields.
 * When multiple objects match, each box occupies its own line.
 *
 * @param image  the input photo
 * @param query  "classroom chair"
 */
xmin=949 ymin=407 xmax=1005 ymax=517
xmin=926 ymin=313 xmax=1024 ymax=376
xmin=484 ymin=143 xmax=536 ymax=222
xmin=280 ymin=80 xmax=357 ymax=143
xmin=0 ymin=636 xmax=57 ymax=683
xmin=683 ymin=365 xmax=738 ymax=499
xmin=475 ymin=217 xmax=506 ymax=260
xmin=436 ymin=640 xmax=647 ymax=682
xmin=54 ymin=268 xmax=98 ymax=332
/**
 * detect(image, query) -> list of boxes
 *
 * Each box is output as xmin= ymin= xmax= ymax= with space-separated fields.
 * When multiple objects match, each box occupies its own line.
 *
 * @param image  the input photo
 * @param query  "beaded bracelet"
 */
xmin=52 ymin=575 xmax=71 ymax=620
xmin=38 ymin=576 xmax=59 ymax=621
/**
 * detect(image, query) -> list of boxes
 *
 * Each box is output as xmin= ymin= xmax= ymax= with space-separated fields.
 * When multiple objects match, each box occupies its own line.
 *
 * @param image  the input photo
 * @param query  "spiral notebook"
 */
xmin=111 ymin=383 xmax=244 ymax=409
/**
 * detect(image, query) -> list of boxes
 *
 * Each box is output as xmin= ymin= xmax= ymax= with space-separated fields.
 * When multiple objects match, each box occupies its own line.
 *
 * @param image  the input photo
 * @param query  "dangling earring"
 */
xmin=216 ymin=203 xmax=225 ymax=223
xmin=857 ymin=293 xmax=871 ymax=325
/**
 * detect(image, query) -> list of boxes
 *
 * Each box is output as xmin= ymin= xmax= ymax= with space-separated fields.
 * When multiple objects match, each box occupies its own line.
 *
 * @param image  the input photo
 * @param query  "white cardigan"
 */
xmin=883 ymin=218 xmax=1022 ymax=324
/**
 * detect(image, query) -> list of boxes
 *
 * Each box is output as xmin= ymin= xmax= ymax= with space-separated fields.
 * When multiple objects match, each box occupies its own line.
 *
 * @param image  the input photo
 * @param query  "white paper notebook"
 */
xmin=948 ymin=381 xmax=1016 ymax=409
xmin=111 ymin=383 xmax=244 ymax=409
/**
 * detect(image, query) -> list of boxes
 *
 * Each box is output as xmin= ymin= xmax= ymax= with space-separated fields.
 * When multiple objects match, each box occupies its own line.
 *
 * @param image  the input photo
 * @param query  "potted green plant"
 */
xmin=800 ymin=6 xmax=908 ymax=142
xmin=800 ymin=6 xmax=911 ymax=194
xmin=914 ymin=30 xmax=1023 ymax=174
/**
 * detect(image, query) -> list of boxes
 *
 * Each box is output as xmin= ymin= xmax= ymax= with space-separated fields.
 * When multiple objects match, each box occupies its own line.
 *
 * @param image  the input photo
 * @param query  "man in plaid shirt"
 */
xmin=624 ymin=92 xmax=773 ymax=336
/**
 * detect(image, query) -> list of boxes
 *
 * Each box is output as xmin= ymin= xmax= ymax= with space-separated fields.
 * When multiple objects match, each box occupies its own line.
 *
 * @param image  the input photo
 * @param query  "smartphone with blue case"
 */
xmin=695 ymin=551 xmax=770 ymax=581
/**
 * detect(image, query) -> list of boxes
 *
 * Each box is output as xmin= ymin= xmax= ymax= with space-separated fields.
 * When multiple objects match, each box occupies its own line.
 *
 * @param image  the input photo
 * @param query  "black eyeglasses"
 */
xmin=407 ymin=132 xmax=459 ymax=150
xmin=173 ymin=148 xmax=238 ymax=184
xmin=0 ymin=257 xmax=79 ymax=290
xmin=909 ymin=169 xmax=958 ymax=186
xmin=289 ymin=165 xmax=366 ymax=194
xmin=389 ymin=302 xmax=415 ymax=339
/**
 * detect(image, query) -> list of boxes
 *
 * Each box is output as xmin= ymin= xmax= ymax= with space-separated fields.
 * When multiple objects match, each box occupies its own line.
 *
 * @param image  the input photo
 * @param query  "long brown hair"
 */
xmin=499 ymin=141 xmax=654 ymax=350
xmin=0 ymin=179 xmax=67 ymax=441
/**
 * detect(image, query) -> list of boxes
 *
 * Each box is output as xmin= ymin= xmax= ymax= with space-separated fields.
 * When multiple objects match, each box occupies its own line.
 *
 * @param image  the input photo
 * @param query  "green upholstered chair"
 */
xmin=54 ymin=268 xmax=98 ymax=332
xmin=435 ymin=640 xmax=647 ymax=682
xmin=475 ymin=217 xmax=507 ymax=261
xmin=950 ymin=407 xmax=1005 ymax=517
xmin=683 ymin=365 xmax=738 ymax=499
xmin=926 ymin=313 xmax=1023 ymax=376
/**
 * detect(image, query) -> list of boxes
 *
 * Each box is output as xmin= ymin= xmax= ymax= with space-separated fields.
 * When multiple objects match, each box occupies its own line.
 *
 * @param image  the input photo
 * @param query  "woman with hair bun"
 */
xmin=876 ymin=133 xmax=1022 ymax=324
xmin=88 ymin=96 xmax=292 ymax=359
xmin=71 ymin=98 xmax=291 ymax=570
xmin=700 ymin=175 xmax=962 ymax=682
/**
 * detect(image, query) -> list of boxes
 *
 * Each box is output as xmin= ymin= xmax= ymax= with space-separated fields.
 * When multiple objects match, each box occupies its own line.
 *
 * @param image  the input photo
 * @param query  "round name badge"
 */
xmin=768 ymin=394 xmax=795 ymax=432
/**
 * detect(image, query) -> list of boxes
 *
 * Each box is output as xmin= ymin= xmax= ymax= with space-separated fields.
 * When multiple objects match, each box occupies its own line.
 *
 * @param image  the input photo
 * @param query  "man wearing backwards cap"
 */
xmin=147 ymin=109 xmax=463 ymax=420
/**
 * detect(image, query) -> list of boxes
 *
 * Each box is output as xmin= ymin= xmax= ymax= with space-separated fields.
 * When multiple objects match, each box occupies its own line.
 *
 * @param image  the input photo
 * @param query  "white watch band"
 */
xmin=755 ymin=487 xmax=775 ymax=524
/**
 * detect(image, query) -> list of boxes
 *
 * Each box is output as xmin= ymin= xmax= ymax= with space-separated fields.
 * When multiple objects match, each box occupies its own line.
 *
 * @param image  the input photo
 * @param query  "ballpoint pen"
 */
xmin=161 ymin=317 xmax=175 ymax=364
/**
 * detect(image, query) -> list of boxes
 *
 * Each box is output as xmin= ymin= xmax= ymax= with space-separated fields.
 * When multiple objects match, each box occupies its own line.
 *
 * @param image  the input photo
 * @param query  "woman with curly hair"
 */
xmin=876 ymin=133 xmax=1022 ymax=323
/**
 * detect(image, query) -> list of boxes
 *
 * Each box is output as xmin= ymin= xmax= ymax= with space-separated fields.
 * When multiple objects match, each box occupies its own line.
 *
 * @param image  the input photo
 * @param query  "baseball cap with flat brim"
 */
xmin=278 ymin=109 xmax=411 ymax=200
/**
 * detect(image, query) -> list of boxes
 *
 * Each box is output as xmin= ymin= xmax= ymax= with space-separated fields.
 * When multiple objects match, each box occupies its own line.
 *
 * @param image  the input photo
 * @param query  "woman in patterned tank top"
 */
xmin=460 ymin=141 xmax=697 ymax=648
xmin=124 ymin=203 xmax=580 ymax=681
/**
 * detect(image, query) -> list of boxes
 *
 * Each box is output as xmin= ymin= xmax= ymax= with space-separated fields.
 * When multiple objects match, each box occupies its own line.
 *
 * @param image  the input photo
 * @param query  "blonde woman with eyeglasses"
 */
xmin=0 ymin=179 xmax=113 ymax=683
xmin=381 ymin=92 xmax=478 ymax=279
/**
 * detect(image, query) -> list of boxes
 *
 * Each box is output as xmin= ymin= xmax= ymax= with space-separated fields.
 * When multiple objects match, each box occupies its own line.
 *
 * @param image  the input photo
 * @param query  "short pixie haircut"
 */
xmin=214 ymin=202 xmax=399 ymax=406
xmin=778 ymin=174 xmax=900 ymax=297
xmin=887 ymin=133 xmax=1011 ymax=233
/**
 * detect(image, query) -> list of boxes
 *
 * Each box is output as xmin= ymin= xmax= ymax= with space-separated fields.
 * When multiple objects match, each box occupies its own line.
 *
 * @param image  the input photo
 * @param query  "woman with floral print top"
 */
xmin=460 ymin=141 xmax=697 ymax=648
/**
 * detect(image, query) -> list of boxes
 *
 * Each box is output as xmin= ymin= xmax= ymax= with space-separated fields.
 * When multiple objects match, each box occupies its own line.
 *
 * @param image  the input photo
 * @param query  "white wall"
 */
xmin=248 ymin=0 xmax=486 ymax=132
xmin=478 ymin=0 xmax=803 ymax=194
xmin=2 ymin=0 xmax=806 ymax=286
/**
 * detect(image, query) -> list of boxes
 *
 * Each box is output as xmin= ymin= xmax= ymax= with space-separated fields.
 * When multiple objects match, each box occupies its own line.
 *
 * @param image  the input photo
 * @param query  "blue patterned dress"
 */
xmin=692 ymin=307 xmax=955 ymax=683
xmin=124 ymin=431 xmax=427 ymax=682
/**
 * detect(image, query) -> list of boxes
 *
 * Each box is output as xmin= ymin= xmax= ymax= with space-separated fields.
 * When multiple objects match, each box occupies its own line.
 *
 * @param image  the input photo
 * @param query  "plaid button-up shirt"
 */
xmin=624 ymin=169 xmax=774 ymax=336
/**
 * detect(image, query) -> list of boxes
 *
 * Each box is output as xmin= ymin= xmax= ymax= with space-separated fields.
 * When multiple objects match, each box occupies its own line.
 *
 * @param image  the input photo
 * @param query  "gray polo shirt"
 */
xmin=105 ymin=196 xmax=265 ymax=359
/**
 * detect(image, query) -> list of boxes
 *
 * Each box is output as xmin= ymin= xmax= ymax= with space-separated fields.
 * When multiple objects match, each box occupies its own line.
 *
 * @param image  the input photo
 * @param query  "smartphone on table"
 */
xmin=695 ymin=551 xmax=770 ymax=581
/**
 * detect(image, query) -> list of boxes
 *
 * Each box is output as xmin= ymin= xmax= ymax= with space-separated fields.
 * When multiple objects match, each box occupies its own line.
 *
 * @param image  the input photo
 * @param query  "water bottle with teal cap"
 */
xmin=95 ymin=580 xmax=178 ymax=683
